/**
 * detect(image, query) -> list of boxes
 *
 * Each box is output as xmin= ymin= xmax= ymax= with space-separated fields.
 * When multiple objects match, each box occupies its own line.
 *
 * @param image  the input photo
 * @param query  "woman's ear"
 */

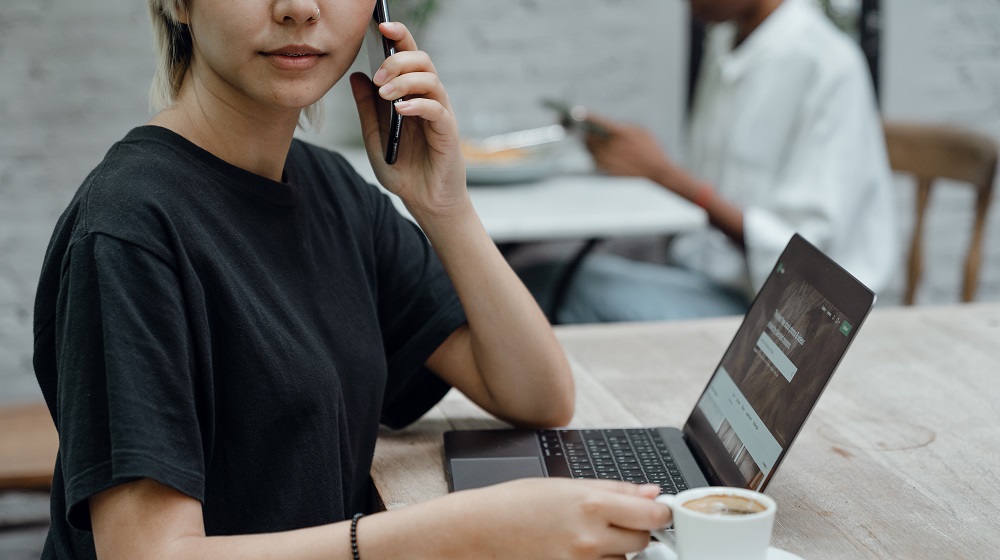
xmin=175 ymin=1 xmax=190 ymax=25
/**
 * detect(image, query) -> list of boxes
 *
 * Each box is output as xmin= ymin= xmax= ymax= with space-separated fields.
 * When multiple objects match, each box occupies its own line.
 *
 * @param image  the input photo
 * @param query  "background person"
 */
xmin=521 ymin=0 xmax=897 ymax=323
xmin=31 ymin=1 xmax=671 ymax=558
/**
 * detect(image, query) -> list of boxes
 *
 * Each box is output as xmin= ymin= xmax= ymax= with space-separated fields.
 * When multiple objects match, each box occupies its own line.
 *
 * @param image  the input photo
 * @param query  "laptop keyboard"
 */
xmin=538 ymin=428 xmax=689 ymax=494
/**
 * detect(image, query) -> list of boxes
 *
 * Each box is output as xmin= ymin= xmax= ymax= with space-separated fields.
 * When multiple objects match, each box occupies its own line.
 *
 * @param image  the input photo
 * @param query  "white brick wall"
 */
xmin=420 ymin=0 xmax=688 ymax=152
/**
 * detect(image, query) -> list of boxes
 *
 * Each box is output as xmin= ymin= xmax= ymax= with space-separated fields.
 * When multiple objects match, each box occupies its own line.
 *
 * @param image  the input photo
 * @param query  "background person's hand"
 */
xmin=583 ymin=114 xmax=682 ymax=188
xmin=441 ymin=478 xmax=672 ymax=559
xmin=349 ymin=21 xmax=468 ymax=222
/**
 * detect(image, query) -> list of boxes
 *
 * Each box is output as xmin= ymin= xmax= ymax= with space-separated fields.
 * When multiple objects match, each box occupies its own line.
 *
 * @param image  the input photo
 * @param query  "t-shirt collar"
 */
xmin=129 ymin=125 xmax=302 ymax=207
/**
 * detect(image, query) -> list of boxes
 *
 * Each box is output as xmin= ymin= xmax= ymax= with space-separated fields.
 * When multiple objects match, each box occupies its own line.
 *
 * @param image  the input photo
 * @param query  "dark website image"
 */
xmin=687 ymin=263 xmax=856 ymax=490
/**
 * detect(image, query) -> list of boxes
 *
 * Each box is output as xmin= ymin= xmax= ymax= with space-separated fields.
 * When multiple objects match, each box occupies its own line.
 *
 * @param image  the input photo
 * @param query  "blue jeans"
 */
xmin=518 ymin=253 xmax=749 ymax=324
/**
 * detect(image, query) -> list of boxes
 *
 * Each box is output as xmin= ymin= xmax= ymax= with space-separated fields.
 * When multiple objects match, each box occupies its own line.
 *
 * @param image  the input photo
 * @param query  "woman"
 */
xmin=31 ymin=0 xmax=670 ymax=558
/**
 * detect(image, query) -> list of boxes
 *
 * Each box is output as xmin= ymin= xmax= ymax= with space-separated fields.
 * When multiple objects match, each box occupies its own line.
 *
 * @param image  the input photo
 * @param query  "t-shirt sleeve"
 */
xmin=55 ymin=233 xmax=206 ymax=530
xmin=368 ymin=192 xmax=466 ymax=429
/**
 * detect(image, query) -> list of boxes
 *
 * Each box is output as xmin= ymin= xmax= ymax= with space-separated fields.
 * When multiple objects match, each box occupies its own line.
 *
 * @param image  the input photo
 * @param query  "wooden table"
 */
xmin=336 ymin=147 xmax=706 ymax=243
xmin=372 ymin=303 xmax=1000 ymax=559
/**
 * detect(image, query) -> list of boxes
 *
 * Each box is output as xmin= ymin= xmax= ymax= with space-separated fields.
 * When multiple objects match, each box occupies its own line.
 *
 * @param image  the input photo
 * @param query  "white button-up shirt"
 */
xmin=669 ymin=0 xmax=897 ymax=299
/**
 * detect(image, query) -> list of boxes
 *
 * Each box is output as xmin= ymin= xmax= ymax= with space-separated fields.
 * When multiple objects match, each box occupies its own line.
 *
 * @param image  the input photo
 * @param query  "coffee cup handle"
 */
xmin=651 ymin=494 xmax=678 ymax=552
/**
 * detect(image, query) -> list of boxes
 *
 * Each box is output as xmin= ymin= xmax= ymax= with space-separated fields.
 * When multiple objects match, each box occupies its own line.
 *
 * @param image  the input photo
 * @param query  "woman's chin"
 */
xmin=262 ymin=96 xmax=326 ymax=117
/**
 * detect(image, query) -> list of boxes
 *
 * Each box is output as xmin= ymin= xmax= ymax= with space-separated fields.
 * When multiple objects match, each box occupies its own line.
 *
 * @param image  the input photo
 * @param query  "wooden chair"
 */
xmin=0 ymin=402 xmax=57 ymax=491
xmin=0 ymin=402 xmax=57 ymax=531
xmin=883 ymin=121 xmax=998 ymax=304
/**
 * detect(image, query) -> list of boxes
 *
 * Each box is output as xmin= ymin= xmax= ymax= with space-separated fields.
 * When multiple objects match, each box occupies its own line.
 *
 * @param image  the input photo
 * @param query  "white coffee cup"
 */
xmin=651 ymin=486 xmax=777 ymax=560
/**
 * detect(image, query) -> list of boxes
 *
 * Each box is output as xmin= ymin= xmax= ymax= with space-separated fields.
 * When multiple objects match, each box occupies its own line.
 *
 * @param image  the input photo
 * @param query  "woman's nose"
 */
xmin=273 ymin=0 xmax=321 ymax=25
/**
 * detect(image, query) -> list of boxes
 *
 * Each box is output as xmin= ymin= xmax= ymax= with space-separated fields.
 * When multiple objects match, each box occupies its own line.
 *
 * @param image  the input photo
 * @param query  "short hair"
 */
xmin=147 ymin=0 xmax=322 ymax=127
xmin=147 ymin=0 xmax=190 ymax=112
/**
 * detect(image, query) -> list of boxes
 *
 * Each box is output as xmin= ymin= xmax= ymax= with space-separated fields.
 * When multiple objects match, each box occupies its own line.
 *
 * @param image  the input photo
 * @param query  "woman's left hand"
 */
xmin=349 ymin=21 xmax=468 ymax=222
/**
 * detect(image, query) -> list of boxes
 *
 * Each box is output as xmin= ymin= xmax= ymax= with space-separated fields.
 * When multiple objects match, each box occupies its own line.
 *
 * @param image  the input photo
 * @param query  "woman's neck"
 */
xmin=148 ymin=75 xmax=300 ymax=182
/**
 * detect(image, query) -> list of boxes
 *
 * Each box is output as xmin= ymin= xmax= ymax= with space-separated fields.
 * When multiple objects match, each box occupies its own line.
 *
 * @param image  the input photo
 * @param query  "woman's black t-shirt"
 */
xmin=32 ymin=126 xmax=466 ymax=559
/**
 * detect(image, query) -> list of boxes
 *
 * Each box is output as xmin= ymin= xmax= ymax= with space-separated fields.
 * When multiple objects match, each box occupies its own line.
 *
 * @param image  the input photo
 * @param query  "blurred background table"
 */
xmin=372 ymin=302 xmax=1000 ymax=559
xmin=336 ymin=148 xmax=706 ymax=243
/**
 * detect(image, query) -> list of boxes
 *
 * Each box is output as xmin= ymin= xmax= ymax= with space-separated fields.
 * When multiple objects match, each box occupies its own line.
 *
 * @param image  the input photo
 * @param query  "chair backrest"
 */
xmin=0 ymin=402 xmax=58 ymax=491
xmin=883 ymin=121 xmax=998 ymax=304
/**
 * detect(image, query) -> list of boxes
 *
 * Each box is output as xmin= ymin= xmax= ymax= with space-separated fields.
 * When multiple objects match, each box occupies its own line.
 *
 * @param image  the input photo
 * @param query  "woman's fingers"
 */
xmin=373 ymin=50 xmax=438 ymax=86
xmin=372 ymin=22 xmax=433 ymax=84
xmin=378 ymin=71 xmax=448 ymax=104
xmin=393 ymin=98 xmax=447 ymax=125
xmin=572 ymin=483 xmax=671 ymax=558
xmin=371 ymin=24 xmax=447 ymax=104
xmin=378 ymin=21 xmax=418 ymax=52
xmin=570 ymin=480 xmax=672 ymax=531
xmin=602 ymin=490 xmax=673 ymax=532
xmin=374 ymin=52 xmax=446 ymax=109
xmin=567 ymin=481 xmax=671 ymax=558
xmin=369 ymin=25 xmax=451 ymax=121
xmin=598 ymin=526 xmax=659 ymax=558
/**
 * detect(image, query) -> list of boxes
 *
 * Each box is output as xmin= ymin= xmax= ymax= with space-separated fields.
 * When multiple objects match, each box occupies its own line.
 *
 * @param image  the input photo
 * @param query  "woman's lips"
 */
xmin=262 ymin=46 xmax=325 ymax=71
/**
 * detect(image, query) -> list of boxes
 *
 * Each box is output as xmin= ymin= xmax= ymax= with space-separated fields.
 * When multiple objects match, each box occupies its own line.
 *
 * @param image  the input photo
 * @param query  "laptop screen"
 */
xmin=683 ymin=234 xmax=875 ymax=491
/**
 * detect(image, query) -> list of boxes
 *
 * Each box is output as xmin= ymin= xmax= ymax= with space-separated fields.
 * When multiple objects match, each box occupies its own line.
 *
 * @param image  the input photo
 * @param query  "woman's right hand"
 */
xmin=90 ymin=476 xmax=671 ymax=560
xmin=432 ymin=478 xmax=672 ymax=559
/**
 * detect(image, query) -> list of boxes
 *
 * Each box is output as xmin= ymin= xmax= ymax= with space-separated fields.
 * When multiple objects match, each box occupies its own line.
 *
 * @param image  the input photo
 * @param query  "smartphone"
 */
xmin=542 ymin=98 xmax=609 ymax=138
xmin=365 ymin=0 xmax=403 ymax=164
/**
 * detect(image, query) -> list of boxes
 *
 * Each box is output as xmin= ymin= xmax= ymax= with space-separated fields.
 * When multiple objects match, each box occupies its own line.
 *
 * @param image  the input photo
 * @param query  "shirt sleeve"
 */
xmin=368 ymin=192 xmax=467 ymax=429
xmin=55 ymin=233 xmax=206 ymax=530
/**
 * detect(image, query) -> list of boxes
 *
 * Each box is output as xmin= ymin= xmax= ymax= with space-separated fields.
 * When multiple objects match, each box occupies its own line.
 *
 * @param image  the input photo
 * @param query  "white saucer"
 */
xmin=635 ymin=541 xmax=805 ymax=560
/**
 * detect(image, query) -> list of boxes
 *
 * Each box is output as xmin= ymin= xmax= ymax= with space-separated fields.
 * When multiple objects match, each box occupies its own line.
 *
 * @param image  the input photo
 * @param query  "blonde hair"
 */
xmin=147 ymin=0 xmax=322 ymax=128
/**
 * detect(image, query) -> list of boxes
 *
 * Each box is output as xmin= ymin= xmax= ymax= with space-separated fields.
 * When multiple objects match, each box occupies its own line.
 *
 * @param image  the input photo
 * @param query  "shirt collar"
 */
xmin=713 ymin=0 xmax=810 ymax=83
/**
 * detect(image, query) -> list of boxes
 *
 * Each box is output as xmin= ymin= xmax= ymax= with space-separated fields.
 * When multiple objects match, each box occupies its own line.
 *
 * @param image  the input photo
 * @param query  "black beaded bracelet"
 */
xmin=350 ymin=512 xmax=364 ymax=560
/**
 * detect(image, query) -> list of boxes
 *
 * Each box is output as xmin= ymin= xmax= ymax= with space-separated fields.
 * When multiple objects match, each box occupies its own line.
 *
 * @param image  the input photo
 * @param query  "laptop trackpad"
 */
xmin=450 ymin=457 xmax=545 ymax=491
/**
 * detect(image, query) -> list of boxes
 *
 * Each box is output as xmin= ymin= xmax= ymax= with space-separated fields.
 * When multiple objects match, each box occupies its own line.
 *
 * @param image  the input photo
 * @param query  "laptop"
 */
xmin=444 ymin=234 xmax=875 ymax=493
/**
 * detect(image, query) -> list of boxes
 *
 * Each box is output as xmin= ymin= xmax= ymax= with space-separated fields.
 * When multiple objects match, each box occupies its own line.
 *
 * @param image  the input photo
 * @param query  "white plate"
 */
xmin=462 ymin=137 xmax=567 ymax=185
xmin=465 ymin=157 xmax=558 ymax=185
xmin=634 ymin=542 xmax=805 ymax=560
